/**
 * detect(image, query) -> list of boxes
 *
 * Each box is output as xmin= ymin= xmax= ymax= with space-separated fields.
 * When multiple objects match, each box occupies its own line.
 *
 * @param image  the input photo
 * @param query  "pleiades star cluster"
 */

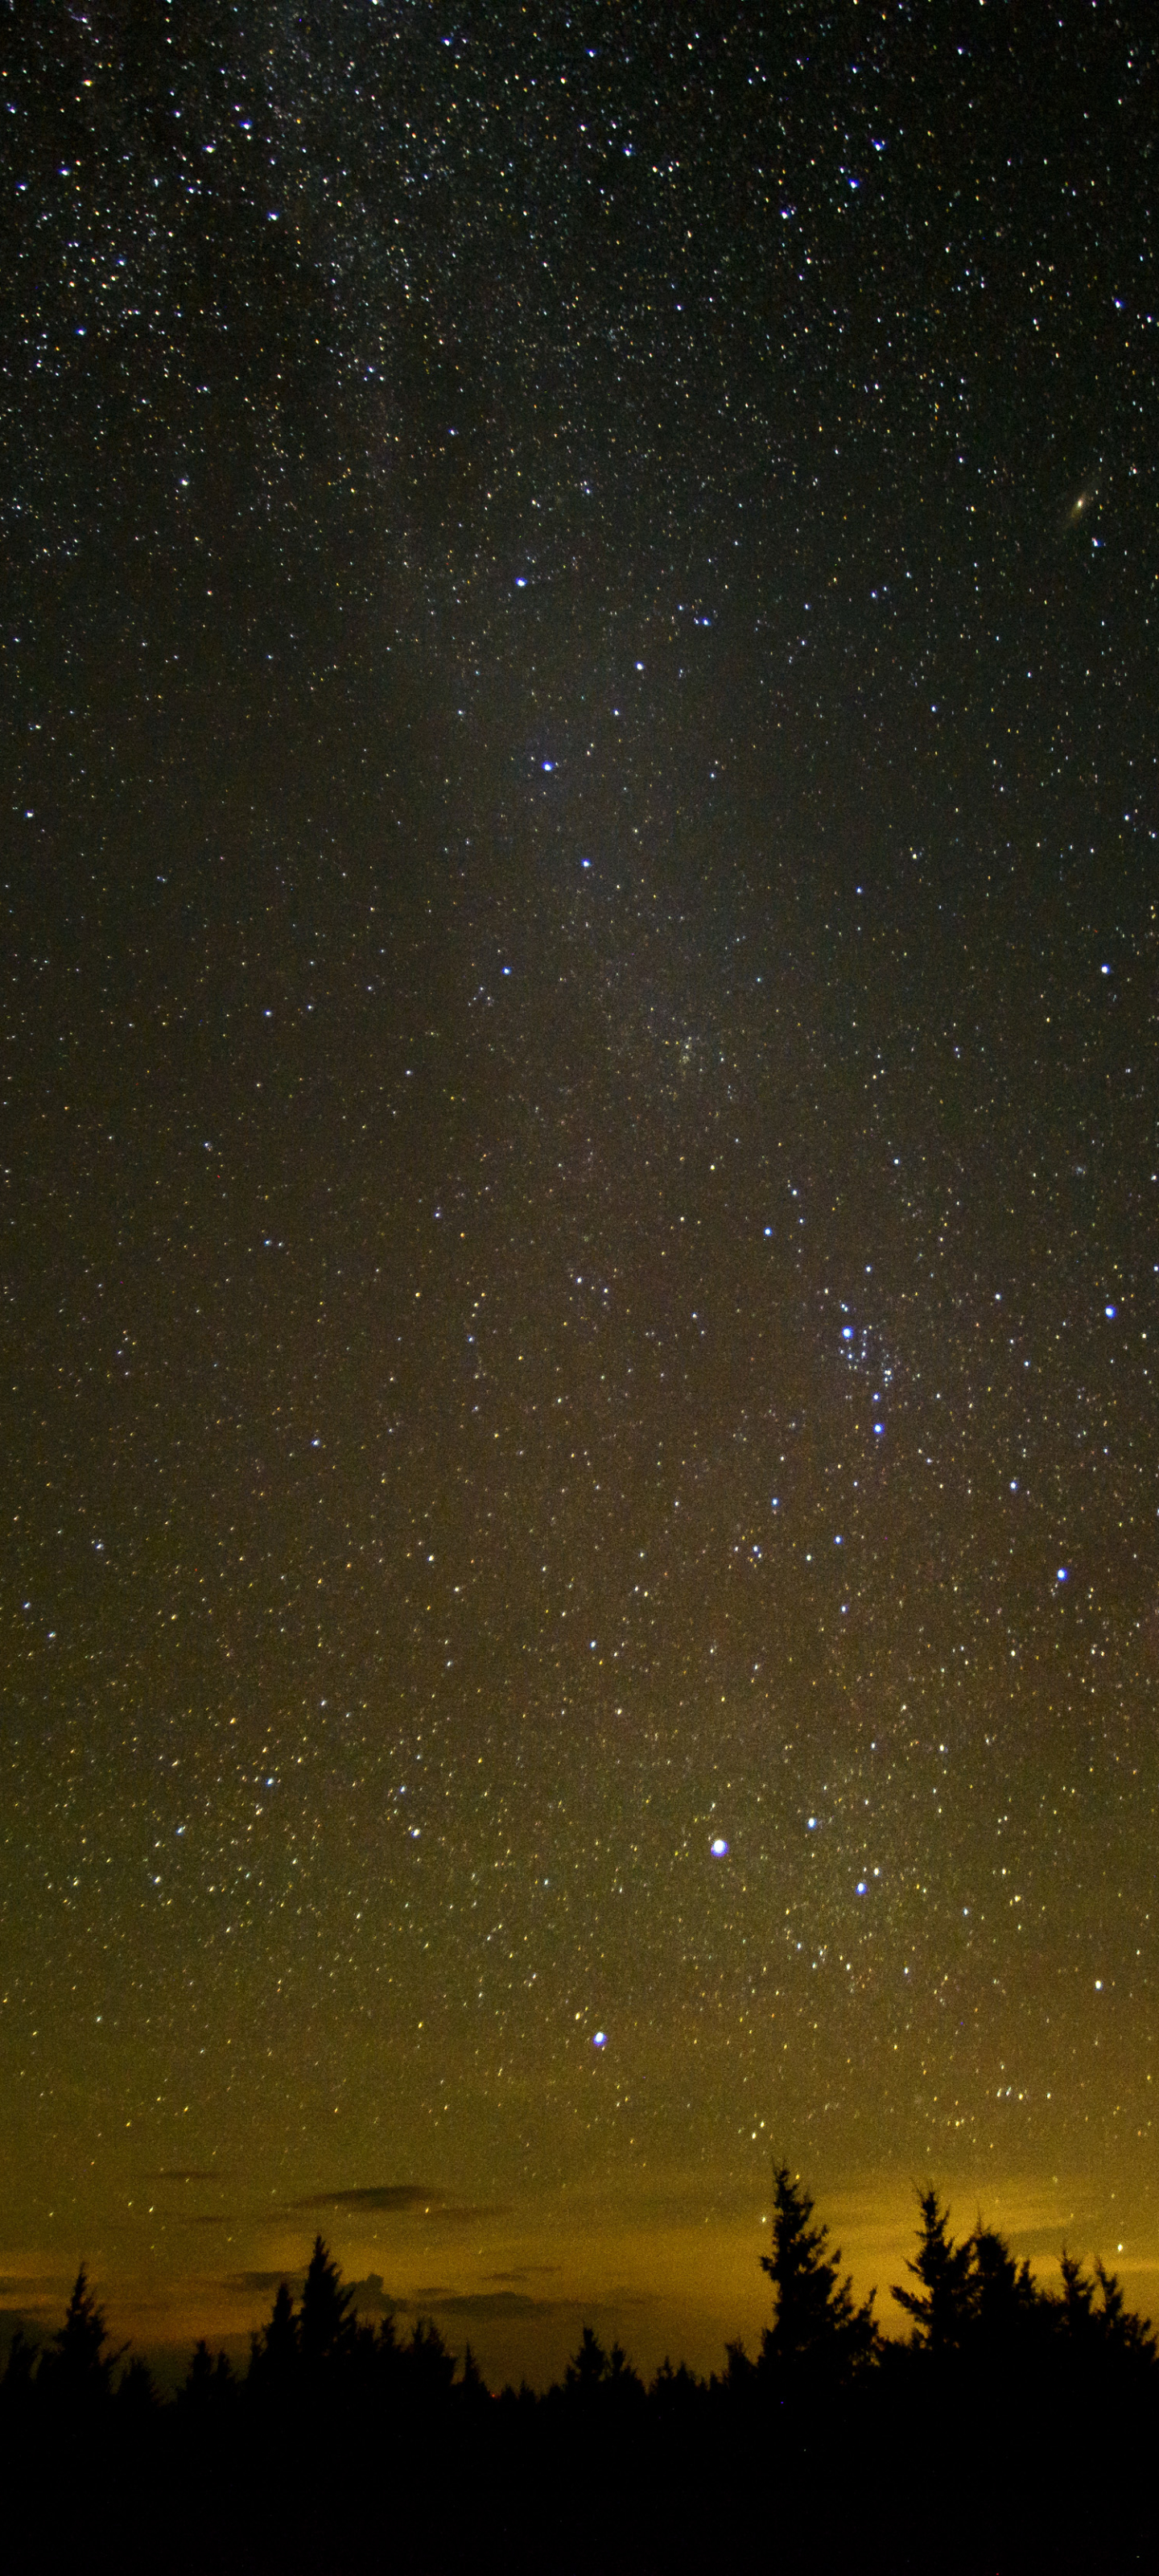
xmin=2 ymin=1 xmax=1156 ymax=2374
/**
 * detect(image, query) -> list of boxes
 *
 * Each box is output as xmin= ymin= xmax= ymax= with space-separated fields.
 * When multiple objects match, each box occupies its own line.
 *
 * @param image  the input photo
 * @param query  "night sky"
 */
xmin=3 ymin=1 xmax=1157 ymax=2384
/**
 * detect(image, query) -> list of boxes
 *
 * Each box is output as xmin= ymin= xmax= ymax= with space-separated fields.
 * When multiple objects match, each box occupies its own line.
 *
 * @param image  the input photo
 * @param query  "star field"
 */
xmin=2 ymin=2 xmax=1157 ymax=2377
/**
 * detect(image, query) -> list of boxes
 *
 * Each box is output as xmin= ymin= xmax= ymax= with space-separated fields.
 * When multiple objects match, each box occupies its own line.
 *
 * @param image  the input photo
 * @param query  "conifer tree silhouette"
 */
xmin=970 ymin=2222 xmax=1038 ymax=2357
xmin=718 ymin=2337 xmax=757 ymax=2395
xmin=41 ymin=2266 xmax=125 ymax=2402
xmin=759 ymin=2164 xmax=878 ymax=2385
xmin=6 ymin=2179 xmax=1153 ymax=2576
xmin=1083 ymin=2257 xmax=1157 ymax=2373
xmin=1058 ymin=2246 xmax=1097 ymax=2340
xmin=456 ymin=2340 xmax=490 ymax=2405
xmin=0 ymin=2325 xmax=39 ymax=2449
xmin=564 ymin=2324 xmax=609 ymax=2393
xmin=250 ymin=2277 xmax=299 ymax=2397
xmin=182 ymin=2337 xmax=237 ymax=2411
xmin=404 ymin=2314 xmax=456 ymax=2402
xmin=299 ymin=2235 xmax=354 ymax=2372
xmin=650 ymin=2355 xmax=704 ymax=2413
xmin=184 ymin=2336 xmax=216 ymax=2401
xmin=115 ymin=2353 xmax=158 ymax=2417
xmin=606 ymin=2339 xmax=645 ymax=2404
xmin=892 ymin=2187 xmax=975 ymax=2357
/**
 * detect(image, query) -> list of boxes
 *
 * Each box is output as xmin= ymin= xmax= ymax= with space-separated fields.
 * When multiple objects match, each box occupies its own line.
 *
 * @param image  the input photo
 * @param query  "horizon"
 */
xmin=4 ymin=2159 xmax=1156 ymax=2394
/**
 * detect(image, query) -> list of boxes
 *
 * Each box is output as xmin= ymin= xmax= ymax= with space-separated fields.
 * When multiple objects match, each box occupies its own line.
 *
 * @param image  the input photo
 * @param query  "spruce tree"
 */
xmin=456 ymin=2341 xmax=490 ymax=2405
xmin=564 ymin=2324 xmax=609 ymax=2394
xmin=299 ymin=2235 xmax=354 ymax=2372
xmin=970 ymin=2223 xmax=1039 ymax=2356
xmin=40 ymin=2266 xmax=124 ymax=2402
xmin=250 ymin=2278 xmax=299 ymax=2398
xmin=759 ymin=2164 xmax=878 ymax=2386
xmin=892 ymin=2187 xmax=975 ymax=2358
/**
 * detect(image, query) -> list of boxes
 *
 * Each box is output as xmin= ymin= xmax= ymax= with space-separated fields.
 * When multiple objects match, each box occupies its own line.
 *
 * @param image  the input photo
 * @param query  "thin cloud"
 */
xmin=225 ymin=2271 xmax=306 ymax=2296
xmin=485 ymin=2266 xmax=563 ymax=2285
xmin=345 ymin=2273 xmax=402 ymax=2318
xmin=288 ymin=2185 xmax=510 ymax=2223
xmin=410 ymin=2289 xmax=571 ymax=2322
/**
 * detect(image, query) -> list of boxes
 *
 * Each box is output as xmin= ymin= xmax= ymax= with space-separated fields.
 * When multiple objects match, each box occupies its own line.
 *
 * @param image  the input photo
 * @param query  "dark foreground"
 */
xmin=5 ymin=2365 xmax=1158 ymax=2576
xmin=6 ymin=2177 xmax=1157 ymax=2574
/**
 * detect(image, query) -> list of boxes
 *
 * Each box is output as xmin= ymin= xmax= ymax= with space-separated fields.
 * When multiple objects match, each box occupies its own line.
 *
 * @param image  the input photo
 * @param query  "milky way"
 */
xmin=2 ymin=2 xmax=1156 ymax=2378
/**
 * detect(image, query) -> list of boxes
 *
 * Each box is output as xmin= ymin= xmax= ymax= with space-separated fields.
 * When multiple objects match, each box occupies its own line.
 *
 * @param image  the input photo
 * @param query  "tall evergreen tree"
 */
xmin=1058 ymin=2247 xmax=1096 ymax=2340
xmin=181 ymin=2338 xmax=237 ymax=2412
xmin=759 ymin=2165 xmax=878 ymax=2386
xmin=0 ymin=2329 xmax=38 ymax=2411
xmin=564 ymin=2324 xmax=610 ymax=2395
xmin=403 ymin=2315 xmax=456 ymax=2403
xmin=456 ymin=2341 xmax=490 ymax=2406
xmin=970 ymin=2223 xmax=1039 ymax=2355
xmin=115 ymin=2353 xmax=159 ymax=2418
xmin=250 ymin=2278 xmax=299 ymax=2397
xmin=299 ymin=2235 xmax=354 ymax=2372
xmin=606 ymin=2340 xmax=645 ymax=2405
xmin=39 ymin=2266 xmax=123 ymax=2402
xmin=650 ymin=2355 xmax=704 ymax=2415
xmin=1085 ymin=2259 xmax=1157 ymax=2374
xmin=717 ymin=2338 xmax=757 ymax=2396
xmin=892 ymin=2188 xmax=975 ymax=2358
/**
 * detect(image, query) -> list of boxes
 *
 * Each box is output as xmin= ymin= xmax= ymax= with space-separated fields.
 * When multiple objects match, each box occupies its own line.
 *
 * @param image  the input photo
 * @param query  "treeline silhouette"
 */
xmin=3 ymin=2169 xmax=1155 ymax=2574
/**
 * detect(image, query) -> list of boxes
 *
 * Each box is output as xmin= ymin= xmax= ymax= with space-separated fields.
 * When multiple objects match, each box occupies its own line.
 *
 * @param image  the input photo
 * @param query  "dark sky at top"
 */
xmin=2 ymin=1 xmax=1157 ymax=2372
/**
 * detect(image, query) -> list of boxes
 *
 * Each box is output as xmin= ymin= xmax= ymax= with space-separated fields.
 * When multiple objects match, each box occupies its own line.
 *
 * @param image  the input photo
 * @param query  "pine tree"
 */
xmin=116 ymin=2353 xmax=159 ymax=2418
xmin=650 ymin=2355 xmax=704 ymax=2414
xmin=250 ymin=2278 xmax=299 ymax=2397
xmin=606 ymin=2340 xmax=645 ymax=2405
xmin=299 ymin=2235 xmax=354 ymax=2372
xmin=0 ymin=2329 xmax=38 ymax=2410
xmin=718 ymin=2338 xmax=757 ymax=2396
xmin=759 ymin=2164 xmax=879 ymax=2386
xmin=404 ymin=2315 xmax=456 ymax=2403
xmin=1058 ymin=2246 xmax=1096 ymax=2339
xmin=564 ymin=2324 xmax=609 ymax=2394
xmin=184 ymin=2337 xmax=216 ymax=2402
xmin=40 ymin=2266 xmax=124 ymax=2402
xmin=892 ymin=2187 xmax=975 ymax=2358
xmin=970 ymin=2223 xmax=1039 ymax=2355
xmin=1088 ymin=2260 xmax=1157 ymax=2374
xmin=182 ymin=2338 xmax=237 ymax=2411
xmin=456 ymin=2341 xmax=490 ymax=2405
